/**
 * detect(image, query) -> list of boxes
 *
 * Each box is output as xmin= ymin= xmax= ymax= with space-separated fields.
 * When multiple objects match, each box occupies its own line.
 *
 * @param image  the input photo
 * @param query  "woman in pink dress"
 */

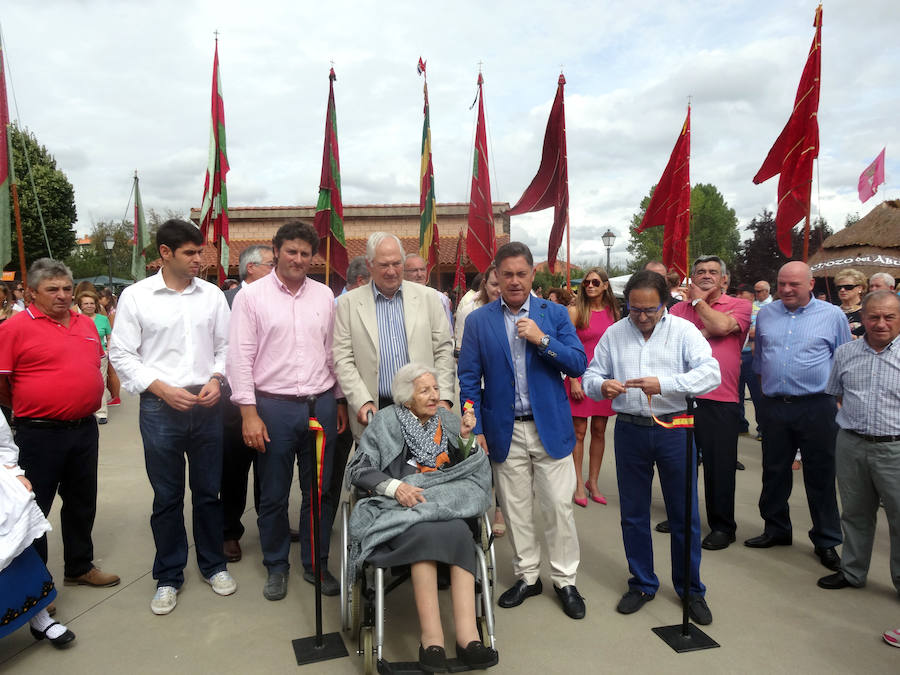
xmin=567 ymin=267 xmax=619 ymax=506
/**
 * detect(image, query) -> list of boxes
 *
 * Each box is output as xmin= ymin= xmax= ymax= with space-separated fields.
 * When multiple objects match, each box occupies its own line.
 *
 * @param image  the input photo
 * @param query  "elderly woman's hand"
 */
xmin=394 ymin=483 xmax=426 ymax=507
xmin=460 ymin=409 xmax=476 ymax=438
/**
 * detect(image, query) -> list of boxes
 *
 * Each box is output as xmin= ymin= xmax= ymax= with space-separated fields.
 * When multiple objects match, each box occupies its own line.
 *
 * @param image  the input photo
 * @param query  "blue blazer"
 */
xmin=458 ymin=297 xmax=586 ymax=462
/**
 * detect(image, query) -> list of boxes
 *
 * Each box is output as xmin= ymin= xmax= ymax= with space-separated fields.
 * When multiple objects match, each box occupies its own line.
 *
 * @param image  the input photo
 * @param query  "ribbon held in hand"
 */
xmin=646 ymin=393 xmax=694 ymax=429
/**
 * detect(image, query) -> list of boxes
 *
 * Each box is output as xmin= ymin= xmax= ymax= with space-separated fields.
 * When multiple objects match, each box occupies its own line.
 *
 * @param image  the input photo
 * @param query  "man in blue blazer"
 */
xmin=458 ymin=242 xmax=588 ymax=619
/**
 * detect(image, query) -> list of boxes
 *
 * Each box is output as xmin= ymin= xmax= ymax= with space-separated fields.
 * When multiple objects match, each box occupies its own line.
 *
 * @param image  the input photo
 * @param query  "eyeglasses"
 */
xmin=836 ymin=284 xmax=860 ymax=291
xmin=250 ymin=261 xmax=275 ymax=267
xmin=582 ymin=278 xmax=604 ymax=288
xmin=627 ymin=302 xmax=664 ymax=317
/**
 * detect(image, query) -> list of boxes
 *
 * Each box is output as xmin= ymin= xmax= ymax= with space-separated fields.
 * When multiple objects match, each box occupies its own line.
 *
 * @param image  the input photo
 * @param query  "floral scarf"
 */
xmin=396 ymin=405 xmax=450 ymax=472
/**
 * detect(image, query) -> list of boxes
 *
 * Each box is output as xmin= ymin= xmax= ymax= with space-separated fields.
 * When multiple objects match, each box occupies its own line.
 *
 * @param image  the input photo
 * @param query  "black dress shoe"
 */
xmin=702 ymin=530 xmax=736 ymax=551
xmin=616 ymin=588 xmax=654 ymax=614
xmin=817 ymin=571 xmax=855 ymax=589
xmin=554 ymin=585 xmax=586 ymax=619
xmin=744 ymin=532 xmax=792 ymax=548
xmin=302 ymin=568 xmax=340 ymax=596
xmin=655 ymin=520 xmax=671 ymax=534
xmin=289 ymin=528 xmax=301 ymax=542
xmin=418 ymin=644 xmax=448 ymax=673
xmin=688 ymin=596 xmax=713 ymax=625
xmin=497 ymin=578 xmax=542 ymax=608
xmin=814 ymin=546 xmax=841 ymax=571
xmin=456 ymin=641 xmax=499 ymax=669
xmin=30 ymin=623 xmax=76 ymax=649
xmin=736 ymin=460 xmax=746 ymax=471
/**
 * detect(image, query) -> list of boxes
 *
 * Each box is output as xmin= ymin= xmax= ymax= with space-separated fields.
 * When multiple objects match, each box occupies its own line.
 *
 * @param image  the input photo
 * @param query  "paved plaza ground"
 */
xmin=1 ymin=393 xmax=897 ymax=674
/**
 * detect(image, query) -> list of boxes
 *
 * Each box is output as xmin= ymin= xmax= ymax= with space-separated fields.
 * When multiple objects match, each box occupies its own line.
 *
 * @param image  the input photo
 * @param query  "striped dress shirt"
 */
xmin=826 ymin=334 xmax=900 ymax=436
xmin=375 ymin=285 xmax=410 ymax=398
xmin=582 ymin=312 xmax=720 ymax=416
xmin=500 ymin=295 xmax=532 ymax=416
xmin=753 ymin=298 xmax=851 ymax=396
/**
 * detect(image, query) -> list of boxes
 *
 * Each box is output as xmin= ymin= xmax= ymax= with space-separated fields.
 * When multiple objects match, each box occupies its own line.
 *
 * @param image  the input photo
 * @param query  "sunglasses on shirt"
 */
xmin=836 ymin=284 xmax=860 ymax=291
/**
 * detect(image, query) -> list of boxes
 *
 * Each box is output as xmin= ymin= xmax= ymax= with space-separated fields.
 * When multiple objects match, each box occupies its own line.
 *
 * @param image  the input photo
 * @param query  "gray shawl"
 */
xmin=345 ymin=406 xmax=492 ymax=576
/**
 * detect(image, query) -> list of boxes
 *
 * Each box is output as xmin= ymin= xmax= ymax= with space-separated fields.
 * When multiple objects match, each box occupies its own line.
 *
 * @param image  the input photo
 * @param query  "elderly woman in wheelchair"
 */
xmin=345 ymin=363 xmax=498 ymax=672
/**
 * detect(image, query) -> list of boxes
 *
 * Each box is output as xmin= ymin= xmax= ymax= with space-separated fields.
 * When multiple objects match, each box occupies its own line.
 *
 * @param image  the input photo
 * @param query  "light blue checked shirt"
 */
xmin=753 ymin=298 xmax=850 ymax=397
xmin=826 ymin=334 xmax=900 ymax=436
xmin=500 ymin=295 xmax=532 ymax=416
xmin=582 ymin=312 xmax=720 ymax=416
xmin=374 ymin=284 xmax=409 ymax=398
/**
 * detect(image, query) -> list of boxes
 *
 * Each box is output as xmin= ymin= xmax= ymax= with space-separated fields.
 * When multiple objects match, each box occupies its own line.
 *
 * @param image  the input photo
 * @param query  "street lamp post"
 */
xmin=601 ymin=229 xmax=616 ymax=271
xmin=103 ymin=235 xmax=115 ymax=289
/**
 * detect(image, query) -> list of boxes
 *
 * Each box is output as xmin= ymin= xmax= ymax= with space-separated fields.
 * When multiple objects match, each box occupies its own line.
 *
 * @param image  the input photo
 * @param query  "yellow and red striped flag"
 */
xmin=417 ymin=58 xmax=439 ymax=276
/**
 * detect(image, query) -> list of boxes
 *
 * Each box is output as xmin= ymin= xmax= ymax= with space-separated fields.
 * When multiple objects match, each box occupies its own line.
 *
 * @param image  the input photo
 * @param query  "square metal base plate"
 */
xmin=292 ymin=631 xmax=349 ymax=666
xmin=652 ymin=623 xmax=720 ymax=653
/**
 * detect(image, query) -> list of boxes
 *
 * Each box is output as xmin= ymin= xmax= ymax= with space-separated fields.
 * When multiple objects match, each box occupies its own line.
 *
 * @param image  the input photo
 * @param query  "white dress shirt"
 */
xmin=110 ymin=270 xmax=230 ymax=394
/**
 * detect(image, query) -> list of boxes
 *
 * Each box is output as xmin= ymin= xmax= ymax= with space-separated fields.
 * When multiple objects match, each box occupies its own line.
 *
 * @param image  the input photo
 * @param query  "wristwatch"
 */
xmin=539 ymin=335 xmax=551 ymax=350
xmin=691 ymin=298 xmax=702 ymax=307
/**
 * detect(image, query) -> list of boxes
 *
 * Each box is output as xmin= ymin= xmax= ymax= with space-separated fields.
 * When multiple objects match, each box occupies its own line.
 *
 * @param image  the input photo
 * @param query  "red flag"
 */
xmin=858 ymin=147 xmax=886 ymax=203
xmin=314 ymin=68 xmax=348 ymax=285
xmin=198 ymin=39 xmax=230 ymax=285
xmin=466 ymin=73 xmax=496 ymax=274
xmin=636 ymin=107 xmax=691 ymax=279
xmin=453 ymin=230 xmax=467 ymax=294
xmin=508 ymin=74 xmax=568 ymax=273
xmin=753 ymin=5 xmax=822 ymax=258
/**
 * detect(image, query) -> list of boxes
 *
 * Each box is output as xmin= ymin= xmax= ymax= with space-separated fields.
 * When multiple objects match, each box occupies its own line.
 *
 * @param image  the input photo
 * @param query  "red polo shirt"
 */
xmin=0 ymin=305 xmax=104 ymax=419
xmin=670 ymin=293 xmax=751 ymax=403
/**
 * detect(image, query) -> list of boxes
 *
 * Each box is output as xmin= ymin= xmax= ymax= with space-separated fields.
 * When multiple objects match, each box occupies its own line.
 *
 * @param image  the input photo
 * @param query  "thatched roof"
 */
xmin=823 ymin=200 xmax=900 ymax=248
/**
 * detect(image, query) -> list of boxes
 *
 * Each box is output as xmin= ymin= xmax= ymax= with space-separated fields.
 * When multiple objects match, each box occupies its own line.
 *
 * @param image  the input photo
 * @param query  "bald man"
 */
xmin=748 ymin=262 xmax=851 ymax=573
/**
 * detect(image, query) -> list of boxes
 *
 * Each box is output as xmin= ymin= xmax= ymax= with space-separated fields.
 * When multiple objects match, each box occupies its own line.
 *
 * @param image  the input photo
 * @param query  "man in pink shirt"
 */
xmin=670 ymin=255 xmax=751 ymax=551
xmin=228 ymin=221 xmax=348 ymax=601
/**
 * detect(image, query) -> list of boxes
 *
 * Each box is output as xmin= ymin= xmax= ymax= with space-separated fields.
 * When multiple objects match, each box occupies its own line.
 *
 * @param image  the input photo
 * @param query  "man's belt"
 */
xmin=15 ymin=416 xmax=95 ymax=429
xmin=764 ymin=393 xmax=829 ymax=403
xmin=255 ymin=389 xmax=317 ymax=404
xmin=513 ymin=414 xmax=534 ymax=423
xmin=618 ymin=411 xmax=687 ymax=427
xmin=847 ymin=429 xmax=900 ymax=444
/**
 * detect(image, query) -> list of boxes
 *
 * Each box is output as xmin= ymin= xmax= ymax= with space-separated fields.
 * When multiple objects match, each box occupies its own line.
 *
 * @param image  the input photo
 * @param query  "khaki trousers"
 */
xmin=493 ymin=420 xmax=580 ymax=587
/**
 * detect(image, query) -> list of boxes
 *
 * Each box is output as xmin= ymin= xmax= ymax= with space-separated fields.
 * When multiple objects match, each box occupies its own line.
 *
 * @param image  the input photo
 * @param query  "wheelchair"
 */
xmin=339 ymin=488 xmax=498 ymax=674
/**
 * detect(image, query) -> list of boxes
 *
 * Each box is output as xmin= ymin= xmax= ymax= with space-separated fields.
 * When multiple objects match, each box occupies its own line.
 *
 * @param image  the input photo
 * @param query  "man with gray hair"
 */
xmin=0 ymin=258 xmax=120 ymax=590
xmin=868 ymin=272 xmax=896 ymax=293
xmin=224 ymin=244 xmax=275 ymax=309
xmin=342 ymin=255 xmax=370 ymax=295
xmin=334 ymin=231 xmax=454 ymax=440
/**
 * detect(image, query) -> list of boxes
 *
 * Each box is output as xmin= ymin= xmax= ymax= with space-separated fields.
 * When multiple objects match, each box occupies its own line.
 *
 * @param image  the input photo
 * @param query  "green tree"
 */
xmin=625 ymin=183 xmax=741 ymax=273
xmin=7 ymin=124 xmax=77 ymax=270
xmin=731 ymin=209 xmax=831 ymax=286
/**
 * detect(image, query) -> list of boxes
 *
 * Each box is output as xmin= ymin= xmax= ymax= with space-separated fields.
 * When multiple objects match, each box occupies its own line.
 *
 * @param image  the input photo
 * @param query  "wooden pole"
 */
xmin=565 ymin=212 xmax=571 ymax=290
xmin=325 ymin=234 xmax=331 ymax=287
xmin=11 ymin=181 xmax=26 ymax=289
xmin=802 ymin=212 xmax=811 ymax=262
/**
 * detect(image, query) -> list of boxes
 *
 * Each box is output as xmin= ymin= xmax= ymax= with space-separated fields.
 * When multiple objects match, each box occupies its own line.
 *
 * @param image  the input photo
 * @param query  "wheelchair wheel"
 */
xmin=361 ymin=625 xmax=375 ymax=675
xmin=351 ymin=578 xmax=362 ymax=636
xmin=478 ymin=616 xmax=493 ymax=649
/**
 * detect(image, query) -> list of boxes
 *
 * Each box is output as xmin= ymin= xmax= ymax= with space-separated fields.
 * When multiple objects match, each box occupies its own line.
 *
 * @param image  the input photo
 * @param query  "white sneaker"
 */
xmin=205 ymin=570 xmax=237 ymax=596
xmin=150 ymin=586 xmax=178 ymax=615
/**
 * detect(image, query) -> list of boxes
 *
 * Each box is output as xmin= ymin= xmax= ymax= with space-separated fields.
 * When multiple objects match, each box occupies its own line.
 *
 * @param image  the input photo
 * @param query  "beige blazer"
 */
xmin=333 ymin=281 xmax=455 ymax=438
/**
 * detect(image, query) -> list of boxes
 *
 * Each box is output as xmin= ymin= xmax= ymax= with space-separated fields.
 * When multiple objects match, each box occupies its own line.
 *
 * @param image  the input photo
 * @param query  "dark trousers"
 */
xmin=326 ymin=424 xmax=354 ymax=522
xmin=694 ymin=399 xmax=741 ymax=536
xmin=139 ymin=394 xmax=226 ymax=588
xmin=757 ymin=395 xmax=842 ymax=548
xmin=16 ymin=420 xmax=99 ymax=578
xmin=221 ymin=399 xmax=259 ymax=541
xmin=738 ymin=351 xmax=763 ymax=433
xmin=614 ymin=420 xmax=705 ymax=598
xmin=255 ymin=391 xmax=337 ymax=573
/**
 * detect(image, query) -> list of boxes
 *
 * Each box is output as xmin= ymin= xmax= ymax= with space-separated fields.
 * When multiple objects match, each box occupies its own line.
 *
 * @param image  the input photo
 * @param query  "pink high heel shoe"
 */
xmin=585 ymin=481 xmax=607 ymax=505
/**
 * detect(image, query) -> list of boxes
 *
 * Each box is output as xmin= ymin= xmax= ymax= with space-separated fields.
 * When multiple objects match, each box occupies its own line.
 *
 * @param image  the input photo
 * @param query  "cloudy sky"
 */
xmin=2 ymin=0 xmax=897 ymax=266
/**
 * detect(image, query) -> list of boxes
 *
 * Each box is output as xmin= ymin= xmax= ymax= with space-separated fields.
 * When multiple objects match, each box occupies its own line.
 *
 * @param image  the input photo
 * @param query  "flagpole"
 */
xmin=565 ymin=212 xmax=571 ymax=290
xmin=325 ymin=234 xmax=331 ymax=287
xmin=10 ymin=169 xmax=25 ymax=288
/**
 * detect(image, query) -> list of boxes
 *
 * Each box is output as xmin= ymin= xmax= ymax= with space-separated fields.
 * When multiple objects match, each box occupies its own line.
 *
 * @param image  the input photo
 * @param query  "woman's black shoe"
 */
xmin=456 ymin=640 xmax=499 ymax=669
xmin=418 ymin=644 xmax=448 ymax=672
xmin=30 ymin=623 xmax=76 ymax=649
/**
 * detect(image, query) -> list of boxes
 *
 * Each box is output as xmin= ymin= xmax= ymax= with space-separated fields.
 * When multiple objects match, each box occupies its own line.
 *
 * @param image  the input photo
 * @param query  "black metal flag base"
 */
xmin=292 ymin=632 xmax=349 ymax=666
xmin=652 ymin=623 xmax=720 ymax=653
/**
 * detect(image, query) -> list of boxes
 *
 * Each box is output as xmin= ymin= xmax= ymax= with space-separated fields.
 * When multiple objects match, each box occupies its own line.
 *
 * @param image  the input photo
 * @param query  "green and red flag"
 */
xmin=314 ymin=68 xmax=348 ymax=286
xmin=452 ymin=230 xmax=466 ymax=294
xmin=131 ymin=172 xmax=150 ymax=280
xmin=417 ymin=58 xmax=439 ymax=276
xmin=507 ymin=74 xmax=569 ymax=273
xmin=753 ymin=5 xmax=822 ymax=258
xmin=636 ymin=106 xmax=691 ymax=279
xmin=466 ymin=72 xmax=495 ymax=274
xmin=198 ymin=38 xmax=230 ymax=285
xmin=0 ymin=41 xmax=11 ymax=270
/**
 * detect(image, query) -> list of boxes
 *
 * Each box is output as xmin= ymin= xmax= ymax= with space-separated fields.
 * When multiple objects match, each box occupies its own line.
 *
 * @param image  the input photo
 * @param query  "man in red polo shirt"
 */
xmin=0 ymin=258 xmax=120 ymax=588
xmin=669 ymin=255 xmax=751 ymax=550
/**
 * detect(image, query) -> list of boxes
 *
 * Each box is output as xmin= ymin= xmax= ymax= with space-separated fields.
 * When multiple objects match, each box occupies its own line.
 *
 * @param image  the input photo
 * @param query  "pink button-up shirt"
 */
xmin=228 ymin=270 xmax=342 ymax=406
xmin=669 ymin=293 xmax=751 ymax=403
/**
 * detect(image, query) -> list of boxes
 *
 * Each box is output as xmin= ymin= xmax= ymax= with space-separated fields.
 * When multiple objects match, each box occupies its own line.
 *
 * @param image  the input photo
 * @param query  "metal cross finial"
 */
xmin=477 ymin=60 xmax=483 ymax=73
xmin=213 ymin=29 xmax=219 ymax=41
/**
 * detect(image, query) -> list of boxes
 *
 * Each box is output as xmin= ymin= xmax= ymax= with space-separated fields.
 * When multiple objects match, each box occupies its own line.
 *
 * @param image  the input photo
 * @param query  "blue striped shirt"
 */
xmin=374 ymin=285 xmax=409 ymax=398
xmin=753 ymin=298 xmax=850 ymax=396
xmin=500 ymin=295 xmax=532 ymax=416
xmin=826 ymin=335 xmax=900 ymax=436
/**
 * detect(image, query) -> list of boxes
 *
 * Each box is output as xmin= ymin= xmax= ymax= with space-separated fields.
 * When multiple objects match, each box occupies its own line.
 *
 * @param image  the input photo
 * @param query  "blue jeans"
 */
xmin=256 ymin=391 xmax=337 ymax=573
xmin=139 ymin=393 xmax=226 ymax=588
xmin=614 ymin=419 xmax=705 ymax=598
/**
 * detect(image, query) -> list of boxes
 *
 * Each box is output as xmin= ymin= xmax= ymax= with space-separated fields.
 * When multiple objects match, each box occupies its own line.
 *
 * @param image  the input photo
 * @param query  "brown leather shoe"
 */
xmin=63 ymin=567 xmax=120 ymax=587
xmin=224 ymin=539 xmax=242 ymax=562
